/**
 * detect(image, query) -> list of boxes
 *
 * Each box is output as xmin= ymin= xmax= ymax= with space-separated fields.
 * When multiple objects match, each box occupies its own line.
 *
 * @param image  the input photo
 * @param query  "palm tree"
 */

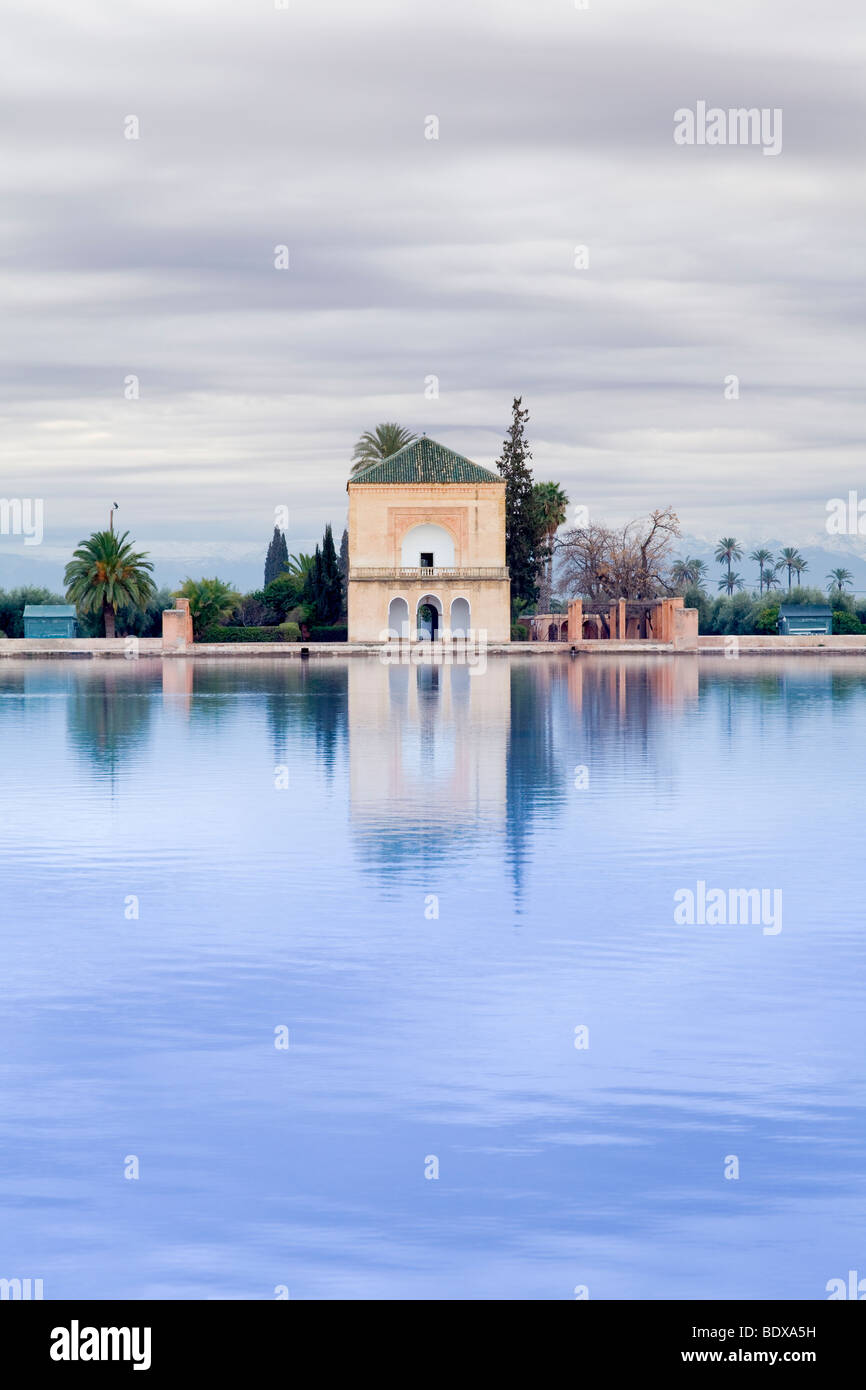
xmin=827 ymin=567 xmax=853 ymax=597
xmin=672 ymin=556 xmax=708 ymax=591
xmin=749 ymin=547 xmax=773 ymax=594
xmin=350 ymin=423 xmax=417 ymax=476
xmin=778 ymin=547 xmax=801 ymax=591
xmin=174 ymin=577 xmax=241 ymax=638
xmin=714 ymin=537 xmax=742 ymax=592
xmin=670 ymin=559 xmax=692 ymax=590
xmin=671 ymin=556 xmax=702 ymax=590
xmin=717 ymin=570 xmax=744 ymax=596
xmin=763 ymin=563 xmax=782 ymax=591
xmin=64 ymin=529 xmax=155 ymax=638
xmin=791 ymin=555 xmax=809 ymax=588
xmin=283 ymin=552 xmax=315 ymax=580
xmin=532 ymin=481 xmax=569 ymax=611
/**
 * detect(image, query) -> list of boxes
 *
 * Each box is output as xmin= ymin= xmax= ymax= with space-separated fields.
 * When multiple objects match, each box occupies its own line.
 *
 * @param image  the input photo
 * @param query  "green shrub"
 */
xmin=511 ymin=623 xmax=529 ymax=640
xmin=683 ymin=585 xmax=713 ymax=634
xmin=833 ymin=609 xmax=865 ymax=635
xmin=174 ymin=577 xmax=241 ymax=636
xmin=277 ymin=621 xmax=301 ymax=641
xmin=828 ymin=592 xmax=854 ymax=614
xmin=308 ymin=624 xmax=347 ymax=642
xmin=256 ymin=573 xmax=305 ymax=620
xmin=705 ymin=591 xmax=756 ymax=635
xmin=198 ymin=625 xmax=289 ymax=643
xmin=753 ymin=602 xmax=780 ymax=634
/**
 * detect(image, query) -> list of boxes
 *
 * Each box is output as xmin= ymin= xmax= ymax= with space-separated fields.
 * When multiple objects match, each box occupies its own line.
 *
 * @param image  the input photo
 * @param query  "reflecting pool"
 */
xmin=0 ymin=655 xmax=864 ymax=1299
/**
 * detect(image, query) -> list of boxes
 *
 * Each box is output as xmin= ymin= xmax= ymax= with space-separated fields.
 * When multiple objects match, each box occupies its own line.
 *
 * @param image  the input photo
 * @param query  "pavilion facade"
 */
xmin=346 ymin=437 xmax=511 ymax=643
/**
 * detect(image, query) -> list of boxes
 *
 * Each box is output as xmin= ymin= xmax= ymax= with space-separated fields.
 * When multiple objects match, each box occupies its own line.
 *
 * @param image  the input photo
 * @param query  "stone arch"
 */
xmin=387 ymin=596 xmax=411 ymax=640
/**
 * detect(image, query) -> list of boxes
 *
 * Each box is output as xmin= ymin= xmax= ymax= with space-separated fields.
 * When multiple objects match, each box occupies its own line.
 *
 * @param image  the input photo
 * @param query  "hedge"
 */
xmin=199 ymin=625 xmax=293 ymax=643
xmin=199 ymin=622 xmax=344 ymax=643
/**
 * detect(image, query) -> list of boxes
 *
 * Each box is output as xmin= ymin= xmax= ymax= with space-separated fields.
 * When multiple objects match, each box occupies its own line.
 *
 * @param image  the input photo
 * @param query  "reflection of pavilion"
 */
xmin=347 ymin=659 xmax=510 ymax=852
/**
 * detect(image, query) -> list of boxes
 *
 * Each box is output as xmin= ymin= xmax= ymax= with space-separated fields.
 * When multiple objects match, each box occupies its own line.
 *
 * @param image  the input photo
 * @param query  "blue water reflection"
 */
xmin=0 ymin=655 xmax=863 ymax=1299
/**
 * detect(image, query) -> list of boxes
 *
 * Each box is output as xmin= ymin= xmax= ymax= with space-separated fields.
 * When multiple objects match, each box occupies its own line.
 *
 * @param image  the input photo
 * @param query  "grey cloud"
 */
xmin=1 ymin=0 xmax=864 ymax=574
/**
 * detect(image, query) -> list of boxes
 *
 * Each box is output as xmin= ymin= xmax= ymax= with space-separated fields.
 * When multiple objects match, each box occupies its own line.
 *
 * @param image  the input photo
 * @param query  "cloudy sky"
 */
xmin=2 ymin=0 xmax=864 ymax=585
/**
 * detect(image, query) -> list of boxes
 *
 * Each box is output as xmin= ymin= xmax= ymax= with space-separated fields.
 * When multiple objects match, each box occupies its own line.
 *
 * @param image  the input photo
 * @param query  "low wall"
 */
xmin=4 ymin=635 xmax=866 ymax=659
xmin=699 ymin=634 xmax=866 ymax=653
xmin=0 ymin=638 xmax=163 ymax=657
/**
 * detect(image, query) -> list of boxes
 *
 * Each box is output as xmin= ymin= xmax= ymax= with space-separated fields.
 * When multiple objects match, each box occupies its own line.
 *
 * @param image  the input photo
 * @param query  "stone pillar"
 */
xmin=657 ymin=597 xmax=683 ymax=644
xmin=608 ymin=602 xmax=618 ymax=640
xmin=618 ymin=599 xmax=627 ymax=641
xmin=162 ymin=597 xmax=194 ymax=651
xmin=567 ymin=598 xmax=583 ymax=642
xmin=673 ymin=603 xmax=698 ymax=651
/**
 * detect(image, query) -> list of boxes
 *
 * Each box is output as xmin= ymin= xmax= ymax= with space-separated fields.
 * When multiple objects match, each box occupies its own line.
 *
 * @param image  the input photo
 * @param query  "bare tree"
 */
xmin=557 ymin=508 xmax=682 ymax=600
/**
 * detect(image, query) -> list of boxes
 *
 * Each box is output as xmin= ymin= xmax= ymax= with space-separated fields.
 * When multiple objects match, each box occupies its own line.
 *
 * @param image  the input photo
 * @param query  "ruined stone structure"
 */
xmin=525 ymin=597 xmax=698 ymax=650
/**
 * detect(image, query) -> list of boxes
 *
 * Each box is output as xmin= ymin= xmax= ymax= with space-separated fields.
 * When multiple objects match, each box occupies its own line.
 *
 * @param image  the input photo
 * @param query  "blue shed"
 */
xmin=778 ymin=603 xmax=832 ymax=636
xmin=23 ymin=604 xmax=79 ymax=638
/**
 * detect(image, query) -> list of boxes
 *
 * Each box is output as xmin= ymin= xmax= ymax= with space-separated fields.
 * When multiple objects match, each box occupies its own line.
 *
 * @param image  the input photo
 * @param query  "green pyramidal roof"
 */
xmin=351 ymin=436 xmax=500 ymax=485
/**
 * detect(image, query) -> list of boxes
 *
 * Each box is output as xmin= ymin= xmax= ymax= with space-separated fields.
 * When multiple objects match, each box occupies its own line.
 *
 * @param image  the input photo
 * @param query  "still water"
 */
xmin=0 ymin=654 xmax=864 ymax=1300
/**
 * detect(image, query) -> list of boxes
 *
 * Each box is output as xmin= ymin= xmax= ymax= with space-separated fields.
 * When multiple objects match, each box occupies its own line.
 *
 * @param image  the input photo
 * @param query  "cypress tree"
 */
xmin=497 ymin=397 xmax=542 ymax=608
xmin=338 ymin=528 xmax=349 ymax=615
xmin=264 ymin=526 xmax=289 ymax=586
xmin=264 ymin=528 xmax=278 ymax=587
xmin=320 ymin=523 xmax=343 ymax=624
xmin=303 ymin=545 xmax=323 ymax=618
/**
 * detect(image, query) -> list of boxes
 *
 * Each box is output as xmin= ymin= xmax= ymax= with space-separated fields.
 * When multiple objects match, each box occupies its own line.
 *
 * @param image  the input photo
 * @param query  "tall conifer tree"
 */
xmin=320 ymin=523 xmax=343 ymax=624
xmin=264 ymin=526 xmax=289 ymax=586
xmin=497 ymin=397 xmax=542 ymax=608
xmin=338 ymin=528 xmax=349 ymax=615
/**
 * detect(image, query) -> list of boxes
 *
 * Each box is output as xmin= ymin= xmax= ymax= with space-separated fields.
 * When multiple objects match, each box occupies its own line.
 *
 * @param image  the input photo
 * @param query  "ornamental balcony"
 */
xmin=349 ymin=566 xmax=510 ymax=581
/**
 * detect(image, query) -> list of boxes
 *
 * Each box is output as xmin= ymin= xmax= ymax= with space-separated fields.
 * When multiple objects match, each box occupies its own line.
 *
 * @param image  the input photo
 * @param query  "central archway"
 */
xmin=416 ymin=593 xmax=443 ymax=640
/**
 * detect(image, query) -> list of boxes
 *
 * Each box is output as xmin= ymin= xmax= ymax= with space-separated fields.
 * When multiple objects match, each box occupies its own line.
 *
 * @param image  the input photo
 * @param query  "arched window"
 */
xmin=400 ymin=524 xmax=455 ymax=568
